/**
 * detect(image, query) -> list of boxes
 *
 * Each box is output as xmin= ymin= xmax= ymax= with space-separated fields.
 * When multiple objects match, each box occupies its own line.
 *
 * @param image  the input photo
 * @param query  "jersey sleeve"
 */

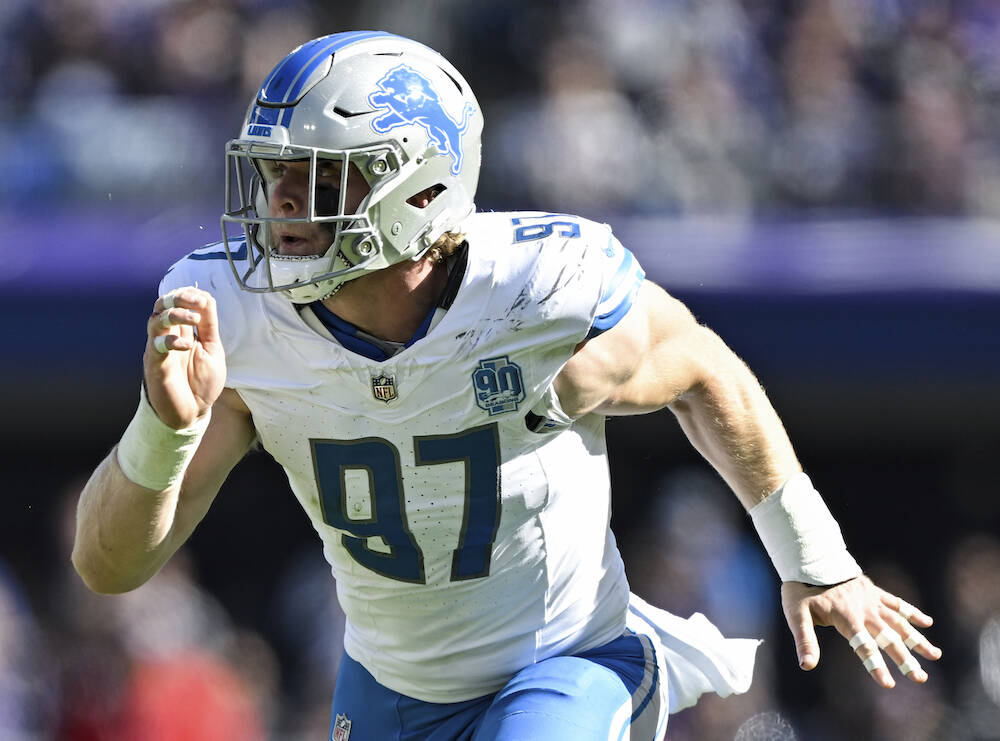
xmin=585 ymin=231 xmax=646 ymax=340
xmin=493 ymin=212 xmax=647 ymax=344
xmin=157 ymin=241 xmax=242 ymax=296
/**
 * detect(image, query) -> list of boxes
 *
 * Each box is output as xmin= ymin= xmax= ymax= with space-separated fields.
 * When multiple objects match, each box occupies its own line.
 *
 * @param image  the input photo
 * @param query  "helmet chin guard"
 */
xmin=220 ymin=31 xmax=482 ymax=303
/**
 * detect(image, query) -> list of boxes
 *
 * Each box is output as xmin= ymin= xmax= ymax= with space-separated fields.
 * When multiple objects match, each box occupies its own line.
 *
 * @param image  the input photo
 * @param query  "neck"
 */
xmin=319 ymin=257 xmax=448 ymax=342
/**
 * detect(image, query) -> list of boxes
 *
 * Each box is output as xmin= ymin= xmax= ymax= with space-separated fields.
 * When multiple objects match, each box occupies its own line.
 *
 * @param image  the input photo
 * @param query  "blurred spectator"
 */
xmin=947 ymin=534 xmax=1000 ymax=647
xmin=625 ymin=466 xmax=776 ymax=638
xmin=935 ymin=534 xmax=1000 ymax=739
xmin=115 ymin=648 xmax=268 ymax=741
xmin=237 ymin=8 xmax=317 ymax=101
xmin=3 ymin=0 xmax=1000 ymax=214
xmin=0 ymin=558 xmax=53 ymax=739
xmin=768 ymin=0 xmax=884 ymax=208
xmin=496 ymin=32 xmax=652 ymax=216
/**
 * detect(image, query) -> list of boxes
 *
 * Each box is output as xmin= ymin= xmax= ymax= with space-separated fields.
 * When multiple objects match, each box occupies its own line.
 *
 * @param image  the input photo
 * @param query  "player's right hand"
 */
xmin=144 ymin=286 xmax=226 ymax=429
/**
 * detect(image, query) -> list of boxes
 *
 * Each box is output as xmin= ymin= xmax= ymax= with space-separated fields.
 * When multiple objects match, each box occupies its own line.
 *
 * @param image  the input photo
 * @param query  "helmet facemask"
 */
xmin=222 ymin=141 xmax=408 ymax=303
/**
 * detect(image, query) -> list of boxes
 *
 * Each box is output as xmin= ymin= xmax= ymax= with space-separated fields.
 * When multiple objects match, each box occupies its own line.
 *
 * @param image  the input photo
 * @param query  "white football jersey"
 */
xmin=160 ymin=211 xmax=648 ymax=702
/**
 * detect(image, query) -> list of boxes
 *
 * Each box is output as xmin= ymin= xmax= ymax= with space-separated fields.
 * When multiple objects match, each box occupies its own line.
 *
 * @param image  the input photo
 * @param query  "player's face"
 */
xmin=259 ymin=159 xmax=371 ymax=256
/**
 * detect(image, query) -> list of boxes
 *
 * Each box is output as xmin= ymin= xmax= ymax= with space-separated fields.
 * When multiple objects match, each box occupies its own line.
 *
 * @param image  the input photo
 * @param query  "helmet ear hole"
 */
xmin=406 ymin=184 xmax=446 ymax=209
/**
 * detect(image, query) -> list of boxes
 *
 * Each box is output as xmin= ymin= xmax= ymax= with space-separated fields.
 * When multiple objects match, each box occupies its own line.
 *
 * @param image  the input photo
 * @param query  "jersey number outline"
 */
xmin=311 ymin=423 xmax=501 ymax=584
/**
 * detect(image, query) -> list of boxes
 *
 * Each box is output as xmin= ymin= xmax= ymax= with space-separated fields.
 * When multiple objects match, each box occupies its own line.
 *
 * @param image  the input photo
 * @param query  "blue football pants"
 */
xmin=328 ymin=631 xmax=667 ymax=740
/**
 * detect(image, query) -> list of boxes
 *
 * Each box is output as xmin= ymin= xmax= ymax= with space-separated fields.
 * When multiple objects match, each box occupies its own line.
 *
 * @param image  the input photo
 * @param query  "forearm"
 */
xmin=667 ymin=334 xmax=862 ymax=585
xmin=72 ymin=384 xmax=224 ymax=593
xmin=668 ymin=331 xmax=801 ymax=510
xmin=72 ymin=449 xmax=185 ymax=593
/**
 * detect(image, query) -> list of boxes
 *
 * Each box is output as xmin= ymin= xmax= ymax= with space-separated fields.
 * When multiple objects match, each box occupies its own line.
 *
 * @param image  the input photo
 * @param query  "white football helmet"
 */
xmin=221 ymin=31 xmax=483 ymax=303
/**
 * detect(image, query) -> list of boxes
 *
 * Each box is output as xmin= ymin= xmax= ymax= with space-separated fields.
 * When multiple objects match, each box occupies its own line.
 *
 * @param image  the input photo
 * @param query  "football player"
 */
xmin=72 ymin=32 xmax=940 ymax=740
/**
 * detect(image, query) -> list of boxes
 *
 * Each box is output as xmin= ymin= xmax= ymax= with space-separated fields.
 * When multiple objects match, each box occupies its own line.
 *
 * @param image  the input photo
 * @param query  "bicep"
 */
xmin=554 ymin=280 xmax=719 ymax=417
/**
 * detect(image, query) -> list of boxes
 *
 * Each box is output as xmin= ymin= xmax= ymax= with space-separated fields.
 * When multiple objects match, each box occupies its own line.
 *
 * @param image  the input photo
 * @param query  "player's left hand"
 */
xmin=781 ymin=576 xmax=942 ymax=689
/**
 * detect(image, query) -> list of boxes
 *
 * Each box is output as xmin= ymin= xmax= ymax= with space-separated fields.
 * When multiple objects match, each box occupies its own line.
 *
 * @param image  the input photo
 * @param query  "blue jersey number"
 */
xmin=512 ymin=215 xmax=581 ymax=243
xmin=312 ymin=424 xmax=501 ymax=584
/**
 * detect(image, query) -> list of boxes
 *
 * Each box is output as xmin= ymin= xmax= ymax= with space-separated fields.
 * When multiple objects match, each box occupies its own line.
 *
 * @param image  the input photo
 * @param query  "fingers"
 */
xmin=151 ymin=332 xmax=200 ymax=354
xmin=900 ymin=625 xmax=941 ymax=660
xmin=843 ymin=609 xmax=939 ymax=688
xmin=148 ymin=287 xmax=219 ymax=356
xmin=147 ymin=308 xmax=197 ymax=356
xmin=847 ymin=627 xmax=895 ymax=688
xmin=784 ymin=596 xmax=821 ymax=671
xmin=155 ymin=308 xmax=202 ymax=340
xmin=154 ymin=286 xmax=198 ymax=314
xmin=879 ymin=598 xmax=942 ymax=662
xmin=880 ymin=590 xmax=933 ymax=628
xmin=873 ymin=626 xmax=927 ymax=683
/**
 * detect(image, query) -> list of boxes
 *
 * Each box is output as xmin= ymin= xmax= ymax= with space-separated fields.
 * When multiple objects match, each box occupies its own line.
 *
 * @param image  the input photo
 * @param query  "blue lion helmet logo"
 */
xmin=368 ymin=64 xmax=476 ymax=176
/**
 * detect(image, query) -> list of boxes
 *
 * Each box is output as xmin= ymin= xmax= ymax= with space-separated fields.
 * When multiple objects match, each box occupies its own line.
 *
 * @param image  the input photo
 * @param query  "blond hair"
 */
xmin=427 ymin=230 xmax=466 ymax=263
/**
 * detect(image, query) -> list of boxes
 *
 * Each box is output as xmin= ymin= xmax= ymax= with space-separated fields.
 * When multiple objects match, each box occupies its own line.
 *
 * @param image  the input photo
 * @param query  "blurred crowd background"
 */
xmin=4 ymin=0 xmax=1000 ymax=215
xmin=2 ymin=1 xmax=1000 ymax=739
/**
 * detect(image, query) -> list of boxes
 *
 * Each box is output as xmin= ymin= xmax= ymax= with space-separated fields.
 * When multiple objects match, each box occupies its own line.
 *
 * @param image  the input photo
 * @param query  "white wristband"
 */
xmin=749 ymin=472 xmax=862 ymax=586
xmin=116 ymin=384 xmax=210 ymax=491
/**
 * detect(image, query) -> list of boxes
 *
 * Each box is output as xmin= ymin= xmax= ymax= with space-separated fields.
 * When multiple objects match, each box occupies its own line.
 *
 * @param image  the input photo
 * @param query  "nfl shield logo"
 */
xmin=332 ymin=713 xmax=352 ymax=741
xmin=371 ymin=374 xmax=397 ymax=403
